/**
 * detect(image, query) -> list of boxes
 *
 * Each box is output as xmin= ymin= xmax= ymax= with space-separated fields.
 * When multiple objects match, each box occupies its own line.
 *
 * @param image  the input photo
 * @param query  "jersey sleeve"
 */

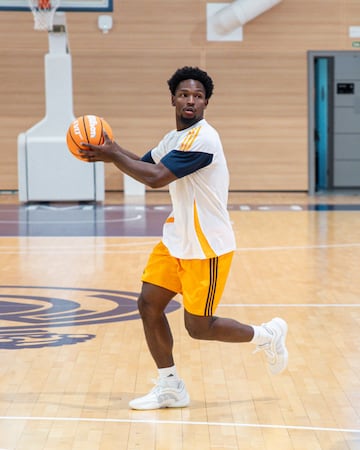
xmin=160 ymin=150 xmax=213 ymax=178
xmin=141 ymin=150 xmax=155 ymax=164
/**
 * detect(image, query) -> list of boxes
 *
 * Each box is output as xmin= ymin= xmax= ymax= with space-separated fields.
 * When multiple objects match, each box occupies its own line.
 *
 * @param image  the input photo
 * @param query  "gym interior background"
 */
xmin=0 ymin=0 xmax=359 ymax=194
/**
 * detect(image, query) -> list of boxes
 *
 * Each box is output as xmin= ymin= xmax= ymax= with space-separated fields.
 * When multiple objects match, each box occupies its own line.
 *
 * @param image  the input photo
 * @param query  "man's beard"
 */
xmin=180 ymin=115 xmax=200 ymax=128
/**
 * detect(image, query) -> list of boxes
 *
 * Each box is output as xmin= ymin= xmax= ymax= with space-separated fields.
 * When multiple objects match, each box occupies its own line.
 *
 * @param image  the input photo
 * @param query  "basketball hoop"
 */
xmin=28 ymin=0 xmax=61 ymax=31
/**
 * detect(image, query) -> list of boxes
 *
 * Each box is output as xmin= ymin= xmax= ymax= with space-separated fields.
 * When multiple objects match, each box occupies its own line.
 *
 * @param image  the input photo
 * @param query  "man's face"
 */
xmin=172 ymin=79 xmax=208 ymax=129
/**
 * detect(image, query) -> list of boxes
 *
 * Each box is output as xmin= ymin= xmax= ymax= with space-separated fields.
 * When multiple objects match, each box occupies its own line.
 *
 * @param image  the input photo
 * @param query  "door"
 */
xmin=308 ymin=51 xmax=360 ymax=193
xmin=314 ymin=56 xmax=333 ymax=191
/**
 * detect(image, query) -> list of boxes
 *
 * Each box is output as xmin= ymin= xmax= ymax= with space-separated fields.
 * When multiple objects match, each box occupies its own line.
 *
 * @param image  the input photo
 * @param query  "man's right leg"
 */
xmin=137 ymin=282 xmax=177 ymax=369
xmin=129 ymin=282 xmax=190 ymax=410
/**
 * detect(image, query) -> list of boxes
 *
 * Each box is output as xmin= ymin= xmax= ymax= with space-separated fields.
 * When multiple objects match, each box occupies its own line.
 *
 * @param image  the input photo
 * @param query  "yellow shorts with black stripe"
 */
xmin=141 ymin=241 xmax=234 ymax=316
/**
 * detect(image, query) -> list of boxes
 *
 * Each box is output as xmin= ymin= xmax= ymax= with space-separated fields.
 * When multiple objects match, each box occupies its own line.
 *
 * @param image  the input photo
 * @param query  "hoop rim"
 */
xmin=0 ymin=0 xmax=113 ymax=12
xmin=28 ymin=0 xmax=60 ymax=30
xmin=28 ymin=0 xmax=59 ymax=9
xmin=38 ymin=0 xmax=51 ymax=9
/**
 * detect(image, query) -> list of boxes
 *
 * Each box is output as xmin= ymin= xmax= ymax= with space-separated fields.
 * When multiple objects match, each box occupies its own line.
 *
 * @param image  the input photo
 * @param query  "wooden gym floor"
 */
xmin=0 ymin=191 xmax=360 ymax=450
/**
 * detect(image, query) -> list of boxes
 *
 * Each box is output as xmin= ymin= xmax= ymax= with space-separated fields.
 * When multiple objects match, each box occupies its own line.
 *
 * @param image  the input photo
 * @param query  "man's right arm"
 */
xmin=81 ymin=137 xmax=177 ymax=189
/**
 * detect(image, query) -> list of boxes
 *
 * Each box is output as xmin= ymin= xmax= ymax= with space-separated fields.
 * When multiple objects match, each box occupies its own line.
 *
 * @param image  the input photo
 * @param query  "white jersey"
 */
xmin=148 ymin=119 xmax=236 ymax=259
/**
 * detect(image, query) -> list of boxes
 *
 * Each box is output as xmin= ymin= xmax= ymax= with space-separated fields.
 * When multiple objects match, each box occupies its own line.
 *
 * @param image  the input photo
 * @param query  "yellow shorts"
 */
xmin=141 ymin=241 xmax=234 ymax=316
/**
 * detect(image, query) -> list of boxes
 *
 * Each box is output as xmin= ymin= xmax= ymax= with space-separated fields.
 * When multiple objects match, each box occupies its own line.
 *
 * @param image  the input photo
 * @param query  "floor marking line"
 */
xmin=219 ymin=304 xmax=360 ymax=308
xmin=1 ymin=246 xmax=360 ymax=255
xmin=0 ymin=250 xmax=153 ymax=255
xmin=236 ymin=243 xmax=360 ymax=251
xmin=0 ymin=416 xmax=357 ymax=434
xmin=1 ymin=242 xmax=360 ymax=253
xmin=0 ymin=215 xmax=143 ymax=225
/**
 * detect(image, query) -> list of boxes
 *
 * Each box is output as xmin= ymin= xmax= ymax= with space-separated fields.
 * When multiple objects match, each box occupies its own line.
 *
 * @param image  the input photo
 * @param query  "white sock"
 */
xmin=158 ymin=365 xmax=179 ymax=383
xmin=250 ymin=325 xmax=272 ymax=345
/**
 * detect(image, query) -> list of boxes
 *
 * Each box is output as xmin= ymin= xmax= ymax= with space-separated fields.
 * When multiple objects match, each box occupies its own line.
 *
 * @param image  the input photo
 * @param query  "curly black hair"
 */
xmin=167 ymin=66 xmax=214 ymax=99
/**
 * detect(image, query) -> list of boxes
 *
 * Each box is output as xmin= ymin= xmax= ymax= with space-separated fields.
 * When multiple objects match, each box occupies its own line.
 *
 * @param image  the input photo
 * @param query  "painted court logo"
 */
xmin=0 ymin=286 xmax=180 ymax=350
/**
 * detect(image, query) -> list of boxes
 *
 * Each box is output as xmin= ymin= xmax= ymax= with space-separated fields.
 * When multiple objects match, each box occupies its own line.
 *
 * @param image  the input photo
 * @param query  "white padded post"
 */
xmin=124 ymin=174 xmax=146 ymax=197
xmin=18 ymin=12 xmax=104 ymax=202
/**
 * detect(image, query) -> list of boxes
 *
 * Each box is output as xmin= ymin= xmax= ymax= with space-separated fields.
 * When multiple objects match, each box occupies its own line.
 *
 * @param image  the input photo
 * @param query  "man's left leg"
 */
xmin=184 ymin=311 xmax=288 ymax=375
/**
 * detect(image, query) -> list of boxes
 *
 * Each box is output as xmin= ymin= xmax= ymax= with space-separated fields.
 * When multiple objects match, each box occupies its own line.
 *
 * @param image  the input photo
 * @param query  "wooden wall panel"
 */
xmin=0 ymin=0 xmax=359 ymax=194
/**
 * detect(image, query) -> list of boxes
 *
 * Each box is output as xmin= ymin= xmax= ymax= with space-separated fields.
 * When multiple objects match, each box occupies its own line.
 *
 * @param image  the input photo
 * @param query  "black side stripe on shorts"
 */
xmin=204 ymin=257 xmax=219 ymax=316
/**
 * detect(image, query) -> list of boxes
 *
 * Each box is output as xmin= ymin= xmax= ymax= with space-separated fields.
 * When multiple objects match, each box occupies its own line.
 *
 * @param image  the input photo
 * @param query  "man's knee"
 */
xmin=137 ymin=293 xmax=148 ymax=317
xmin=137 ymin=293 xmax=164 ymax=322
xmin=137 ymin=283 xmax=176 ymax=319
xmin=184 ymin=313 xmax=217 ymax=340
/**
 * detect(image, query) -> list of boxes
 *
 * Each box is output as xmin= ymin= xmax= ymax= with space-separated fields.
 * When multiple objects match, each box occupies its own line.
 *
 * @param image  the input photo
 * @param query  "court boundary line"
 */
xmin=0 ymin=415 xmax=358 ymax=434
xmin=219 ymin=303 xmax=360 ymax=308
xmin=1 ymin=240 xmax=360 ymax=254
xmin=236 ymin=243 xmax=360 ymax=251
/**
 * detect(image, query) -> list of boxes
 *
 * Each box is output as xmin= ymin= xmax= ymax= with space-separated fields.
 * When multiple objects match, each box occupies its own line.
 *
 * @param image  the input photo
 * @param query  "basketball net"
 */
xmin=28 ymin=0 xmax=61 ymax=31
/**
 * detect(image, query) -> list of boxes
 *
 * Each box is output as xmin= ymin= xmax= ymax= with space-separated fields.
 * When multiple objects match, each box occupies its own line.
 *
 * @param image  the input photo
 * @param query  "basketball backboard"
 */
xmin=0 ymin=0 xmax=113 ymax=12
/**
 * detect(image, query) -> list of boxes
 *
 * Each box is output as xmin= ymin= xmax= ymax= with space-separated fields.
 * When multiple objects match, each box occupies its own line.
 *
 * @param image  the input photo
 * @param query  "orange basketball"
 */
xmin=66 ymin=115 xmax=113 ymax=161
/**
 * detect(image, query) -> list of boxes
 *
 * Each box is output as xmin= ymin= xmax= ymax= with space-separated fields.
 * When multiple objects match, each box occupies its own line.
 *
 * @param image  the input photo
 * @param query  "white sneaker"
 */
xmin=129 ymin=378 xmax=190 ymax=410
xmin=254 ymin=317 xmax=288 ymax=375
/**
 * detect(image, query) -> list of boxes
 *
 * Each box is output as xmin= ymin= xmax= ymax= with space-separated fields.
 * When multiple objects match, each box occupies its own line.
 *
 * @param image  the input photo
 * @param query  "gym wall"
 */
xmin=0 ymin=0 xmax=359 ymax=193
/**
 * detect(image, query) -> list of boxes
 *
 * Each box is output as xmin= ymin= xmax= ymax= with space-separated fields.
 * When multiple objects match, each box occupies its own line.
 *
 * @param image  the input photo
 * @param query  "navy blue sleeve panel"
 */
xmin=141 ymin=150 xmax=155 ymax=164
xmin=160 ymin=150 xmax=213 ymax=178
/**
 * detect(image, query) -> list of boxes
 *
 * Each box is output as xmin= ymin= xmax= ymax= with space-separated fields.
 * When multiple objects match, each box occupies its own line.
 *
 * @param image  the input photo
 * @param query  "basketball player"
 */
xmin=81 ymin=66 xmax=288 ymax=410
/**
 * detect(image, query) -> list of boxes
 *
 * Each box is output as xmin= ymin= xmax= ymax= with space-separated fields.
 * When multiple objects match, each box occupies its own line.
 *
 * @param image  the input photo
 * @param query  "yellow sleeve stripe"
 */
xmin=179 ymin=126 xmax=201 ymax=151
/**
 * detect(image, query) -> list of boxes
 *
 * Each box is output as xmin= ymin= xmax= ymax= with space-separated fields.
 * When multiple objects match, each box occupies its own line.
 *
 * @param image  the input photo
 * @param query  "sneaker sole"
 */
xmin=129 ymin=398 xmax=190 ymax=410
xmin=129 ymin=391 xmax=190 ymax=410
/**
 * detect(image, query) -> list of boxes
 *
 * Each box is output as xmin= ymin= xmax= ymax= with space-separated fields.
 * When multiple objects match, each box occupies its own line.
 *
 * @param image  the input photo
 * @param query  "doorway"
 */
xmin=308 ymin=51 xmax=360 ymax=194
